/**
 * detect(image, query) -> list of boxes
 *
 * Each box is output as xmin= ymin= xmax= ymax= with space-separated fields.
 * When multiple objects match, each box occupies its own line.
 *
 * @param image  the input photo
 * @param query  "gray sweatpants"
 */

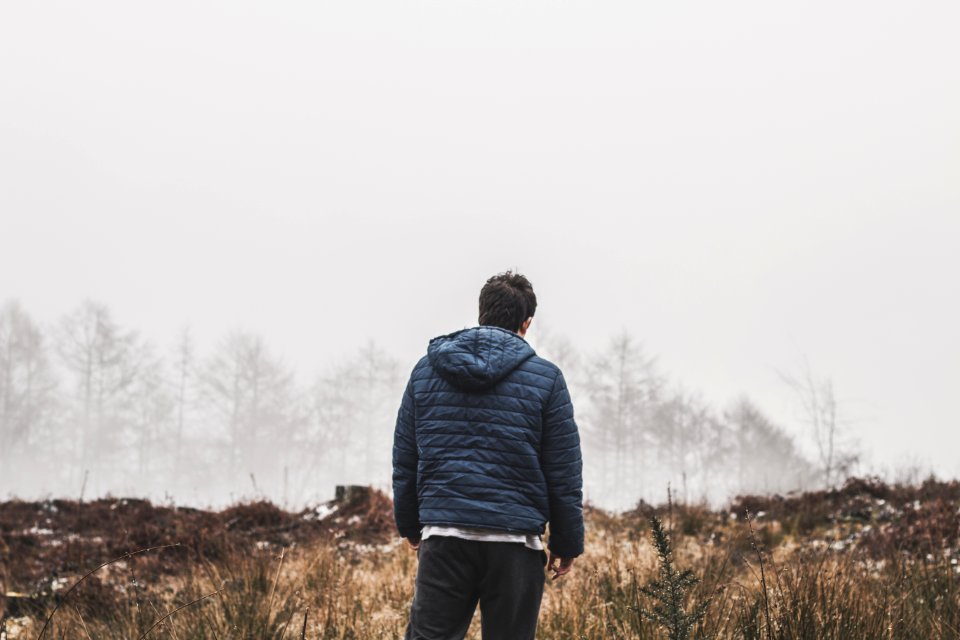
xmin=403 ymin=535 xmax=548 ymax=640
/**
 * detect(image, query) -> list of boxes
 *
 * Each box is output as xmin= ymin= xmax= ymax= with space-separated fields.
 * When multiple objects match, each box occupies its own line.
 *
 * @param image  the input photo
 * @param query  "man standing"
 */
xmin=393 ymin=270 xmax=584 ymax=640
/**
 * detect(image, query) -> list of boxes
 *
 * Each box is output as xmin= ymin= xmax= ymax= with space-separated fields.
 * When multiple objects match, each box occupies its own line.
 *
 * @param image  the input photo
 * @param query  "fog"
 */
xmin=2 ymin=1 xmax=958 ymax=510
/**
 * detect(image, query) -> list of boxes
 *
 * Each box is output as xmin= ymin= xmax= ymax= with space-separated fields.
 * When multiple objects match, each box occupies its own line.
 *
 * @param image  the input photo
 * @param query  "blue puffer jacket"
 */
xmin=392 ymin=325 xmax=584 ymax=558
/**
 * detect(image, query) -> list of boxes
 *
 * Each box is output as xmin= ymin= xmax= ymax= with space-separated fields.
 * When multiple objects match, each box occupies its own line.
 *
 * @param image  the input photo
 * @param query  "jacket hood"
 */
xmin=427 ymin=325 xmax=536 ymax=391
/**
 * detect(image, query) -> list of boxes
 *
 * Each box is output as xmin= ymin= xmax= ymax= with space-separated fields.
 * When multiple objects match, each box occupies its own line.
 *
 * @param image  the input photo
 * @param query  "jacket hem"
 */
xmin=419 ymin=519 xmax=545 ymax=536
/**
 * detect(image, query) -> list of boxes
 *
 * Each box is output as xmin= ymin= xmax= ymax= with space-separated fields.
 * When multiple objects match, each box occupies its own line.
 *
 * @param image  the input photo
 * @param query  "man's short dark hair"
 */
xmin=478 ymin=270 xmax=537 ymax=332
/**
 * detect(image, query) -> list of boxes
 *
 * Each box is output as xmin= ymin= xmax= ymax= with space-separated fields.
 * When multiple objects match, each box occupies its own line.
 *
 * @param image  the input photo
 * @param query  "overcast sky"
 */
xmin=2 ymin=1 xmax=958 ymax=480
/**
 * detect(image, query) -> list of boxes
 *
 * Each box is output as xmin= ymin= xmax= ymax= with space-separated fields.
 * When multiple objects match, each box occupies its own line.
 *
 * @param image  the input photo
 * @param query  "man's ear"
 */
xmin=520 ymin=316 xmax=533 ymax=335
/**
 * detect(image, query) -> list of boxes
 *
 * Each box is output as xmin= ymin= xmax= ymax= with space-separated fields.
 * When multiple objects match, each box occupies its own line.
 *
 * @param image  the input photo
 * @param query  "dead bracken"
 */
xmin=1 ymin=478 xmax=958 ymax=639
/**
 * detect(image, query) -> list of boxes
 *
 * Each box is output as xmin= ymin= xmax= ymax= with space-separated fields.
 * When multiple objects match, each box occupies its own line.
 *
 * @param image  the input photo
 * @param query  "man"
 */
xmin=392 ymin=270 xmax=584 ymax=640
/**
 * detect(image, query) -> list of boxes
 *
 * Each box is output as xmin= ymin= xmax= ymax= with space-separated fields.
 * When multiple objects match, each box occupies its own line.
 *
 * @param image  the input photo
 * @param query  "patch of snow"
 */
xmin=2 ymin=615 xmax=34 ymax=639
xmin=25 ymin=525 xmax=54 ymax=536
xmin=313 ymin=503 xmax=339 ymax=520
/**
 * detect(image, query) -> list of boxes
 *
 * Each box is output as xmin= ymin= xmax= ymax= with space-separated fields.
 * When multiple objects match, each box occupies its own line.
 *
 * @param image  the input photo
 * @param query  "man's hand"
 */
xmin=547 ymin=552 xmax=574 ymax=580
xmin=406 ymin=537 xmax=420 ymax=551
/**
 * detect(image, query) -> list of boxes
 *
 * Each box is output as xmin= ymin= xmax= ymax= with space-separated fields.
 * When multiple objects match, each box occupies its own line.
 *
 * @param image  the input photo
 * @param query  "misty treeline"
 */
xmin=0 ymin=299 xmax=842 ymax=510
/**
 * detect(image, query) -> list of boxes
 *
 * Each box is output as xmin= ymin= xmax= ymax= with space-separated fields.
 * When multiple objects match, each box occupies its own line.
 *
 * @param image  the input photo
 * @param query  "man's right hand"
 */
xmin=406 ymin=537 xmax=421 ymax=551
xmin=546 ymin=552 xmax=574 ymax=580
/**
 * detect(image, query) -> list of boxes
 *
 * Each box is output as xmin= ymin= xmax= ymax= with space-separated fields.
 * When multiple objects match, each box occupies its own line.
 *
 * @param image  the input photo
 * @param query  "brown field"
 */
xmin=1 ymin=477 xmax=958 ymax=639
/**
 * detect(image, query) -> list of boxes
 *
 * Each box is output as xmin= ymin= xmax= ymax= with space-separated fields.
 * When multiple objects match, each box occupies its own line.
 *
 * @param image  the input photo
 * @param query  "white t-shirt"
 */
xmin=421 ymin=525 xmax=544 ymax=551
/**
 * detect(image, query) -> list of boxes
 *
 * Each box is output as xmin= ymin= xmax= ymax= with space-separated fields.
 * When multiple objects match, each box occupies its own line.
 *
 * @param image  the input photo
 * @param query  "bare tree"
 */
xmin=56 ymin=300 xmax=140 ymax=482
xmin=582 ymin=330 xmax=663 ymax=510
xmin=777 ymin=358 xmax=859 ymax=489
xmin=198 ymin=331 xmax=303 ymax=496
xmin=130 ymin=342 xmax=174 ymax=483
xmin=0 ymin=301 xmax=58 ymax=475
xmin=170 ymin=326 xmax=195 ymax=485
xmin=723 ymin=396 xmax=816 ymax=496
xmin=312 ymin=361 xmax=362 ymax=487
xmin=693 ymin=409 xmax=735 ymax=504
xmin=652 ymin=384 xmax=712 ymax=504
xmin=311 ymin=340 xmax=401 ymax=489
xmin=354 ymin=340 xmax=401 ymax=483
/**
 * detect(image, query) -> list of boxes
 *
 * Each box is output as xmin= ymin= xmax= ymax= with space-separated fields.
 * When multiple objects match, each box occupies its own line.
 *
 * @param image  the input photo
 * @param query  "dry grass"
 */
xmin=2 ymin=477 xmax=959 ymax=639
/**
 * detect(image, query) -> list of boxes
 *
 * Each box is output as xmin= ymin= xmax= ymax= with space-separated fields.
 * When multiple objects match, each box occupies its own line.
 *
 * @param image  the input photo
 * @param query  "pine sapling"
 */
xmin=638 ymin=514 xmax=712 ymax=640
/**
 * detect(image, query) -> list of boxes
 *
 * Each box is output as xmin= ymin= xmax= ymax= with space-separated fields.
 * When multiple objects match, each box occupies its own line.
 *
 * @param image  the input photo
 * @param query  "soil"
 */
xmin=0 ymin=485 xmax=395 ymax=614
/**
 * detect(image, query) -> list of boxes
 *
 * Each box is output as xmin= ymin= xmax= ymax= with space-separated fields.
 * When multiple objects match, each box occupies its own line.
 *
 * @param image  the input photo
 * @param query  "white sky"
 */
xmin=2 ymin=1 xmax=958 ymax=479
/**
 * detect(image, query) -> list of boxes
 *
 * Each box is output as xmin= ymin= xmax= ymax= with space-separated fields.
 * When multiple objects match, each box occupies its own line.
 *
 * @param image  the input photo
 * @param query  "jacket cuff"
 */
xmin=398 ymin=523 xmax=422 ymax=541
xmin=547 ymin=533 xmax=584 ymax=558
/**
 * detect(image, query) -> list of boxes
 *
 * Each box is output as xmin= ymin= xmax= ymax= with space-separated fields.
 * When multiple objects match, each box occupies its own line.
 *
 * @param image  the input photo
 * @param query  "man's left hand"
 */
xmin=547 ymin=552 xmax=575 ymax=580
xmin=406 ymin=538 xmax=420 ymax=550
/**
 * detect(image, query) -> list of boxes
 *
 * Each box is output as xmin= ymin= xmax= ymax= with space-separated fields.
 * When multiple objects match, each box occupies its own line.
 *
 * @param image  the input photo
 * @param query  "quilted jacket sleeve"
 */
xmin=392 ymin=374 xmax=421 ymax=541
xmin=542 ymin=369 xmax=585 ymax=558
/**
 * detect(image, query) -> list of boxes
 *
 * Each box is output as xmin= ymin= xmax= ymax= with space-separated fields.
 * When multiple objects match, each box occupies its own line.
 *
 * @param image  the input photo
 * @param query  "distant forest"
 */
xmin=0 ymin=299 xmax=850 ymax=510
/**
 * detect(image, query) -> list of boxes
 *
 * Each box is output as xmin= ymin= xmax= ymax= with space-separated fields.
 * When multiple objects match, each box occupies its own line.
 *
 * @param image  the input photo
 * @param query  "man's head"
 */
xmin=478 ymin=270 xmax=537 ymax=336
